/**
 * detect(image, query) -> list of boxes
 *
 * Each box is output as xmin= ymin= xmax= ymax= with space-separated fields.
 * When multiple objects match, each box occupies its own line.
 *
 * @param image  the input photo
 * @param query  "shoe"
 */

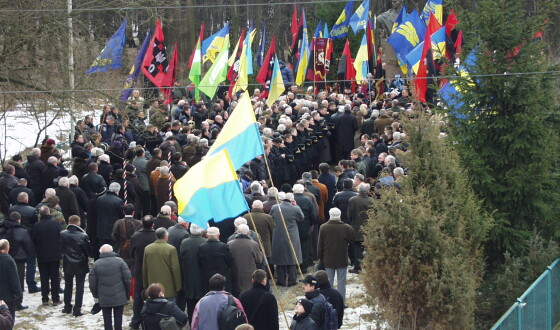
xmin=276 ymin=281 xmax=286 ymax=287
xmin=62 ymin=307 xmax=72 ymax=314
xmin=349 ymin=268 xmax=361 ymax=274
xmin=72 ymin=311 xmax=84 ymax=317
xmin=90 ymin=303 xmax=101 ymax=315
xmin=42 ymin=301 xmax=49 ymax=306
xmin=52 ymin=301 xmax=62 ymax=307
xmin=28 ymin=286 xmax=41 ymax=293
xmin=15 ymin=305 xmax=28 ymax=311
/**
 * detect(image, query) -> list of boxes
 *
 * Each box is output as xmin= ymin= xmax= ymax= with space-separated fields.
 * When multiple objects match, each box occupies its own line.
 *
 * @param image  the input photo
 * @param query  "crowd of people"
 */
xmin=0 ymin=77 xmax=411 ymax=329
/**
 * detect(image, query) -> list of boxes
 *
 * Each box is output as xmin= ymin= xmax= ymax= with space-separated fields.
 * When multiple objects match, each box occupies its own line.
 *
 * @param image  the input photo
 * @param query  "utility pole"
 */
xmin=68 ymin=0 xmax=76 ymax=143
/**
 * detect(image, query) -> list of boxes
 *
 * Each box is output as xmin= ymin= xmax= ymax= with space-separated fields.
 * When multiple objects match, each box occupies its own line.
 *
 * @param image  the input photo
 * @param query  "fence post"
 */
xmin=547 ymin=266 xmax=552 ymax=330
xmin=517 ymin=298 xmax=523 ymax=330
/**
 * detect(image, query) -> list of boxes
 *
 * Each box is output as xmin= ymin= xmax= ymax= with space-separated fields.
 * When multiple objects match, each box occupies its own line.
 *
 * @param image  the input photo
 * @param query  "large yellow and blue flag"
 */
xmin=405 ymin=26 xmax=447 ymax=74
xmin=267 ymin=56 xmax=285 ymax=107
xmin=202 ymin=23 xmax=230 ymax=63
xmin=207 ymin=92 xmax=264 ymax=169
xmin=174 ymin=149 xmax=249 ymax=228
xmin=199 ymin=36 xmax=230 ymax=99
xmin=295 ymin=8 xmax=309 ymax=86
xmin=387 ymin=9 xmax=426 ymax=75
xmin=87 ymin=19 xmax=127 ymax=74
xmin=119 ymin=28 xmax=151 ymax=102
xmin=349 ymin=0 xmax=370 ymax=34
xmin=392 ymin=5 xmax=407 ymax=34
xmin=354 ymin=34 xmax=369 ymax=83
xmin=330 ymin=1 xmax=354 ymax=39
xmin=421 ymin=0 xmax=443 ymax=25
xmin=234 ymin=28 xmax=257 ymax=94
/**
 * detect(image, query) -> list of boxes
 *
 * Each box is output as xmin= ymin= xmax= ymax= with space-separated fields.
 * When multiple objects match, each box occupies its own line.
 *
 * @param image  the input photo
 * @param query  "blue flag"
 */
xmin=330 ymin=1 xmax=354 ymax=39
xmin=314 ymin=20 xmax=323 ymax=38
xmin=87 ymin=19 xmax=127 ymax=74
xmin=323 ymin=22 xmax=330 ymax=39
xmin=256 ymin=23 xmax=266 ymax=67
xmin=387 ymin=9 xmax=426 ymax=59
xmin=119 ymin=29 xmax=151 ymax=102
xmin=349 ymin=0 xmax=370 ymax=34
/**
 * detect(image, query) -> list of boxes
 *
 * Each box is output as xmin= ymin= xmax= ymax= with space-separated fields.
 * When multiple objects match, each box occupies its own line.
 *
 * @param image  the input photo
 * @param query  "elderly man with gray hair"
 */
xmin=244 ymin=200 xmax=276 ymax=268
xmin=54 ymin=176 xmax=80 ymax=223
xmin=347 ymin=183 xmax=373 ymax=274
xmin=93 ymin=182 xmax=124 ymax=259
xmin=228 ymin=224 xmax=265 ymax=296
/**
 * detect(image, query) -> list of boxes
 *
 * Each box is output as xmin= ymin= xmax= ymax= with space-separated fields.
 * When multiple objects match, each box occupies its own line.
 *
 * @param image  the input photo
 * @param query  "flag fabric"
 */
xmin=256 ymin=23 xmax=266 ymax=67
xmin=174 ymin=149 xmax=249 ymax=228
xmin=199 ymin=36 xmax=230 ymax=99
xmin=374 ymin=48 xmax=385 ymax=100
xmin=349 ymin=0 xmax=369 ymax=34
xmin=256 ymin=35 xmax=276 ymax=99
xmin=295 ymin=8 xmax=309 ymax=86
xmin=266 ymin=57 xmax=284 ymax=107
xmin=233 ymin=28 xmax=257 ymax=95
xmin=387 ymin=9 xmax=426 ymax=75
xmin=392 ymin=5 xmax=407 ymax=34
xmin=289 ymin=12 xmax=304 ymax=70
xmin=227 ymin=29 xmax=246 ymax=97
xmin=331 ymin=1 xmax=355 ymax=39
xmin=202 ymin=23 xmax=230 ymax=63
xmin=188 ymin=22 xmax=205 ymax=102
xmin=354 ymin=34 xmax=369 ymax=83
xmin=161 ymin=43 xmax=179 ymax=104
xmin=415 ymin=13 xmax=439 ymax=103
xmin=207 ymin=92 xmax=264 ymax=169
xmin=338 ymin=39 xmax=355 ymax=86
xmin=305 ymin=21 xmax=323 ymax=82
xmin=87 ymin=19 xmax=127 ymax=74
xmin=311 ymin=38 xmax=330 ymax=81
xmin=142 ymin=20 xmax=170 ymax=88
xmin=119 ymin=28 xmax=151 ymax=102
xmin=421 ymin=0 xmax=443 ymax=25
xmin=439 ymin=81 xmax=465 ymax=114
xmin=291 ymin=4 xmax=299 ymax=45
xmin=366 ymin=18 xmax=375 ymax=74
xmin=323 ymin=23 xmax=330 ymax=39
xmin=406 ymin=26 xmax=447 ymax=74
xmin=245 ymin=21 xmax=256 ymax=75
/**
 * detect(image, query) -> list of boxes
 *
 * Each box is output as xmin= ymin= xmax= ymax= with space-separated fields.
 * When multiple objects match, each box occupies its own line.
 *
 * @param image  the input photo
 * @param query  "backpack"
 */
xmin=217 ymin=294 xmax=246 ymax=330
xmin=310 ymin=294 xmax=338 ymax=330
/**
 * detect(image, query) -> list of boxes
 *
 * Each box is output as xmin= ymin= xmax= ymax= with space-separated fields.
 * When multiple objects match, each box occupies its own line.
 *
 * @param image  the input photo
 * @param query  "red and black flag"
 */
xmin=289 ymin=8 xmax=303 ymax=70
xmin=227 ymin=28 xmax=246 ymax=98
xmin=142 ymin=20 xmax=170 ymax=88
xmin=256 ymin=34 xmax=277 ymax=99
xmin=161 ymin=42 xmax=179 ymax=104
xmin=416 ymin=13 xmax=440 ymax=104
xmin=337 ymin=39 xmax=355 ymax=90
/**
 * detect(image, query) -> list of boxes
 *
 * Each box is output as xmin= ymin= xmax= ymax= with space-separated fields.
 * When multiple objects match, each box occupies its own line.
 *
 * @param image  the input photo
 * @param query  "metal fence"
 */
xmin=491 ymin=258 xmax=560 ymax=330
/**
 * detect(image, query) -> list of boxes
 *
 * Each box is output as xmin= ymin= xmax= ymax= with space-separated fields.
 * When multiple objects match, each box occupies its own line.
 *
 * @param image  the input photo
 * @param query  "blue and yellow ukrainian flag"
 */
xmin=406 ymin=26 xmax=447 ymax=74
xmin=174 ymin=149 xmax=249 ymax=228
xmin=295 ymin=8 xmax=310 ymax=86
xmin=202 ymin=23 xmax=230 ymax=63
xmin=354 ymin=34 xmax=369 ymax=83
xmin=392 ymin=5 xmax=408 ymax=34
xmin=421 ymin=0 xmax=443 ymax=25
xmin=267 ymin=56 xmax=285 ymax=107
xmin=87 ymin=19 xmax=127 ymax=74
xmin=330 ymin=1 xmax=354 ymax=39
xmin=207 ymin=92 xmax=264 ymax=169
xmin=349 ymin=0 xmax=370 ymax=34
xmin=387 ymin=9 xmax=426 ymax=74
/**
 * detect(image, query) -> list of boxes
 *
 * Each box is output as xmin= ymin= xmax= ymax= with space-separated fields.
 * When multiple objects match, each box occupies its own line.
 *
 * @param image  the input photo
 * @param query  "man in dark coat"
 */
xmin=25 ymin=148 xmax=46 ymax=201
xmin=347 ymin=183 xmax=373 ymax=273
xmin=318 ymin=163 xmax=337 ymax=213
xmin=239 ymin=269 xmax=279 ymax=330
xmin=333 ymin=179 xmax=358 ymax=224
xmin=89 ymin=244 xmax=132 ymax=330
xmin=32 ymin=206 xmax=62 ymax=305
xmin=95 ymin=182 xmax=124 ymax=250
xmin=80 ymin=163 xmax=107 ymax=200
xmin=41 ymin=156 xmax=64 ymax=192
xmin=169 ymin=152 xmax=189 ymax=180
xmin=153 ymin=205 xmax=176 ymax=230
xmin=197 ymin=227 xmax=233 ymax=294
xmin=315 ymin=270 xmax=344 ymax=329
xmin=317 ymin=208 xmax=355 ymax=301
xmin=55 ymin=177 xmax=80 ymax=223
xmin=334 ymin=105 xmax=358 ymax=161
xmin=0 ymin=165 xmax=18 ymax=216
xmin=0 ymin=212 xmax=33 ymax=311
xmin=0 ymin=239 xmax=22 ymax=321
xmin=129 ymin=216 xmax=157 ymax=329
xmin=179 ymin=224 xmax=206 ymax=324
xmin=9 ymin=179 xmax=35 ymax=207
xmin=69 ymin=175 xmax=89 ymax=226
xmin=244 ymin=200 xmax=276 ymax=265
xmin=60 ymin=215 xmax=91 ymax=317
xmin=292 ymin=184 xmax=317 ymax=271
xmin=97 ymin=155 xmax=113 ymax=186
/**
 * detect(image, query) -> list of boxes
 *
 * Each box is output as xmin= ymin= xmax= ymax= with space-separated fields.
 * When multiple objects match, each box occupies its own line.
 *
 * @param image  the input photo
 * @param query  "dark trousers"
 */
xmin=186 ymin=297 xmax=200 ymax=325
xmin=38 ymin=261 xmax=60 ymax=303
xmin=311 ymin=225 xmax=318 ymax=261
xmin=276 ymin=265 xmax=297 ymax=286
xmin=64 ymin=271 xmax=86 ymax=313
xmin=353 ymin=241 xmax=364 ymax=270
xmin=131 ymin=275 xmax=144 ymax=327
xmin=6 ymin=300 xmax=15 ymax=321
xmin=102 ymin=305 xmax=124 ymax=330
xmin=176 ymin=289 xmax=186 ymax=312
xmin=300 ymin=238 xmax=312 ymax=270
xmin=16 ymin=261 xmax=25 ymax=306
xmin=140 ymin=190 xmax=151 ymax=217
xmin=26 ymin=252 xmax=39 ymax=289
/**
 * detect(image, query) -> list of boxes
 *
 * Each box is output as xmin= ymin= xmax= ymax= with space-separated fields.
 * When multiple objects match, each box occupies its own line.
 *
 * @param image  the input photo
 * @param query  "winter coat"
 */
xmin=197 ymin=239 xmax=233 ymax=294
xmin=311 ymin=180 xmax=329 ymax=224
xmin=244 ymin=209 xmax=276 ymax=258
xmin=180 ymin=234 xmax=206 ymax=300
xmin=0 ymin=253 xmax=22 ymax=304
xmin=131 ymin=156 xmax=150 ymax=192
xmin=347 ymin=194 xmax=373 ymax=242
xmin=305 ymin=290 xmax=326 ymax=328
xmin=153 ymin=213 xmax=175 ymax=230
xmin=228 ymin=234 xmax=265 ymax=295
xmin=8 ymin=160 xmax=28 ymax=181
xmin=69 ymin=184 xmax=89 ymax=220
xmin=98 ymin=161 xmax=113 ymax=186
xmin=318 ymin=173 xmax=336 ymax=213
xmin=7 ymin=203 xmax=37 ymax=230
xmin=25 ymin=155 xmax=46 ymax=199
xmin=9 ymin=185 xmax=36 ymax=207
xmin=60 ymin=224 xmax=91 ymax=275
xmin=95 ymin=191 xmax=124 ymax=240
xmin=317 ymin=219 xmax=355 ymax=269
xmin=54 ymin=186 xmax=80 ymax=223
xmin=270 ymin=201 xmax=303 ymax=265
xmin=0 ymin=305 xmax=14 ymax=329
xmin=89 ymin=251 xmax=132 ymax=307
xmin=111 ymin=216 xmax=142 ymax=268
xmin=318 ymin=283 xmax=344 ymax=328
xmin=32 ymin=215 xmax=62 ymax=262
xmin=280 ymin=63 xmax=294 ymax=88
xmin=0 ymin=173 xmax=18 ymax=215
xmin=335 ymin=112 xmax=358 ymax=153
xmin=167 ymin=223 xmax=189 ymax=254
xmin=169 ymin=162 xmax=189 ymax=180
xmin=293 ymin=193 xmax=316 ymax=241
xmin=80 ymin=171 xmax=107 ymax=200
xmin=239 ymin=282 xmax=279 ymax=330
xmin=140 ymin=298 xmax=189 ymax=329
xmin=332 ymin=189 xmax=358 ymax=224
xmin=142 ymin=240 xmax=182 ymax=298
xmin=290 ymin=313 xmax=319 ymax=330
xmin=192 ymin=291 xmax=247 ymax=330
xmin=360 ymin=118 xmax=376 ymax=137
xmin=41 ymin=163 xmax=61 ymax=191
xmin=0 ymin=219 xmax=34 ymax=262
xmin=71 ymin=157 xmax=89 ymax=179
xmin=374 ymin=115 xmax=393 ymax=135
xmin=130 ymin=228 xmax=157 ymax=280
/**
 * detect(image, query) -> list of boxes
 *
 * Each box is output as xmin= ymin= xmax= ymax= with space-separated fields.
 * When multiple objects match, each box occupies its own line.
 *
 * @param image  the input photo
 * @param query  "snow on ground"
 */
xmin=13 ymin=266 xmax=383 ymax=330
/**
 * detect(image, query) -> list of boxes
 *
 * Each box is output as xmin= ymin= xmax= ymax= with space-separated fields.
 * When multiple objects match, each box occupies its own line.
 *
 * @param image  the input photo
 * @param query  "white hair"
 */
xmin=386 ymin=155 xmax=396 ymax=164
xmin=237 ymin=224 xmax=250 ymax=235
xmin=393 ymin=132 xmax=402 ymax=141
xmin=160 ymin=166 xmax=170 ymax=175
xmin=263 ymin=127 xmax=273 ymax=137
xmin=68 ymin=175 xmax=79 ymax=185
xmin=394 ymin=167 xmax=405 ymax=177
xmin=99 ymin=154 xmax=110 ymax=163
xmin=108 ymin=182 xmax=121 ymax=193
xmin=32 ymin=148 xmax=41 ymax=157
xmin=285 ymin=193 xmax=294 ymax=201
xmin=292 ymin=184 xmax=304 ymax=194
xmin=48 ymin=156 xmax=57 ymax=165
xmin=252 ymin=200 xmax=264 ymax=209
xmin=190 ymin=223 xmax=203 ymax=236
xmin=358 ymin=183 xmax=371 ymax=194
xmin=199 ymin=138 xmax=208 ymax=147
xmin=58 ymin=176 xmax=69 ymax=187
xmin=267 ymin=187 xmax=278 ymax=198
xmin=45 ymin=188 xmax=56 ymax=198
xmin=160 ymin=205 xmax=171 ymax=215
xmin=99 ymin=244 xmax=113 ymax=253
xmin=234 ymin=217 xmax=248 ymax=228
xmin=277 ymin=124 xmax=286 ymax=132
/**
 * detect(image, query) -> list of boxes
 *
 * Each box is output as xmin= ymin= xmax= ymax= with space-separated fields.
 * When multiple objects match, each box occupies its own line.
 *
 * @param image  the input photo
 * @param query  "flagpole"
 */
xmin=67 ymin=0 xmax=76 ymax=142
xmin=313 ymin=37 xmax=317 ymax=95
xmin=324 ymin=39 xmax=329 ymax=92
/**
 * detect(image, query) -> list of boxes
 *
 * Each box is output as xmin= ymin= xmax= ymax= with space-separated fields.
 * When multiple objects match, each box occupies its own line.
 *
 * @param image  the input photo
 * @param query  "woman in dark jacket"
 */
xmin=141 ymin=283 xmax=188 ymax=330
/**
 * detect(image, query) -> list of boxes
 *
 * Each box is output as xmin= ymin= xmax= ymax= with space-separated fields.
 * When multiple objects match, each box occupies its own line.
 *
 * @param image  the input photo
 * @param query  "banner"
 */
xmin=141 ymin=20 xmax=169 ymax=88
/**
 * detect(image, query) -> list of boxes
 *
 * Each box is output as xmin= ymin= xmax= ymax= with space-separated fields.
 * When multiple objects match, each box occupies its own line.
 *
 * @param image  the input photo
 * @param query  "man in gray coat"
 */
xmin=89 ymin=244 xmax=132 ymax=330
xmin=227 ymin=224 xmax=265 ymax=297
xmin=179 ymin=224 xmax=206 ymax=324
xmin=270 ymin=192 xmax=303 ymax=287
xmin=347 ymin=183 xmax=373 ymax=273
